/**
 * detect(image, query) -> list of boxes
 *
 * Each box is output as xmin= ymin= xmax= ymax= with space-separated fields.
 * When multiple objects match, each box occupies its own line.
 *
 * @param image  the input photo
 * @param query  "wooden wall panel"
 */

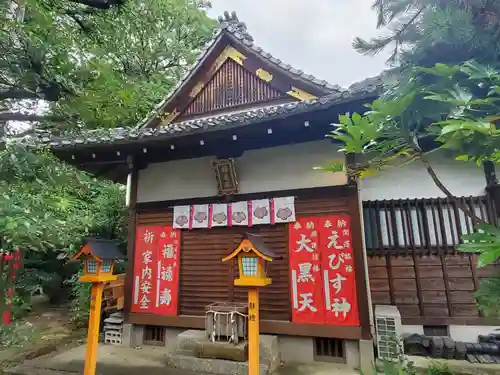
xmin=367 ymin=253 xmax=500 ymax=324
xmin=135 ymin=192 xmax=353 ymax=322
xmin=179 ymin=228 xmax=232 ymax=315
xmin=364 ymin=196 xmax=500 ymax=325
xmin=178 ymin=58 xmax=288 ymax=120
xmin=231 ymin=224 xmax=290 ymax=321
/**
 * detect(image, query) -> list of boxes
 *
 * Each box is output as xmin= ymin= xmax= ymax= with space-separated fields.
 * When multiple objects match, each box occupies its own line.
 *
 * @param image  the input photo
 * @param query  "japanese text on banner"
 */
xmin=131 ymin=226 xmax=159 ymax=313
xmin=289 ymin=218 xmax=325 ymax=324
xmin=319 ymin=216 xmax=359 ymax=326
xmin=155 ymin=227 xmax=180 ymax=315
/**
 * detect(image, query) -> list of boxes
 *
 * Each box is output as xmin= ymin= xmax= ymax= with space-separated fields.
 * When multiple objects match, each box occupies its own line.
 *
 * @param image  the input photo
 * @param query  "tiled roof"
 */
xmin=137 ymin=11 xmax=345 ymax=128
xmin=23 ymin=75 xmax=382 ymax=150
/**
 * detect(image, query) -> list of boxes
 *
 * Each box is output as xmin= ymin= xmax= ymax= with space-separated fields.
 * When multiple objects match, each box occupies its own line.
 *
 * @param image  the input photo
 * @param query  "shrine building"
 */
xmin=29 ymin=10 xmax=500 ymax=372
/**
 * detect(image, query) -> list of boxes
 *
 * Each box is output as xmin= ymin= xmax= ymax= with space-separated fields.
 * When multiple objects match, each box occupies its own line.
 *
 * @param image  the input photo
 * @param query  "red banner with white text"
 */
xmin=318 ymin=215 xmax=359 ymax=326
xmin=288 ymin=215 xmax=359 ymax=326
xmin=289 ymin=218 xmax=325 ymax=324
xmin=131 ymin=226 xmax=181 ymax=315
xmin=131 ymin=226 xmax=159 ymax=313
xmin=155 ymin=227 xmax=180 ymax=315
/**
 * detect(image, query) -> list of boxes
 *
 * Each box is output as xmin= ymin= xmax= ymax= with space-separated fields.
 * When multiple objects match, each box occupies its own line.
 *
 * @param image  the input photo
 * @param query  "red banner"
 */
xmin=131 ymin=226 xmax=181 ymax=315
xmin=155 ymin=227 xmax=180 ymax=315
xmin=289 ymin=217 xmax=325 ymax=324
xmin=131 ymin=226 xmax=159 ymax=313
xmin=318 ymin=215 xmax=359 ymax=326
xmin=288 ymin=216 xmax=359 ymax=326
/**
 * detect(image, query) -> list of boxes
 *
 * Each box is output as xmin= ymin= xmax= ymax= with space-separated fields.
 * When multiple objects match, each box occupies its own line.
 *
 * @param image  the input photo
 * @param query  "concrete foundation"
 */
xmin=278 ymin=336 xmax=315 ymax=363
xmin=401 ymin=324 xmax=500 ymax=343
xmin=344 ymin=340 xmax=360 ymax=369
xmin=402 ymin=325 xmax=424 ymax=336
xmin=169 ymin=329 xmax=280 ymax=375
xmin=124 ymin=324 xmax=373 ymax=372
xmin=122 ymin=324 xmax=184 ymax=350
xmin=449 ymin=325 xmax=500 ymax=343
xmin=359 ymin=340 xmax=375 ymax=375
xmin=121 ymin=323 xmax=144 ymax=347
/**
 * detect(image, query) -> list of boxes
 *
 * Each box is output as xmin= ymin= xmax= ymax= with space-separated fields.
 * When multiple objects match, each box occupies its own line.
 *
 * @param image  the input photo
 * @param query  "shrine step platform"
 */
xmin=6 ymin=344 xmax=214 ymax=375
xmin=165 ymin=353 xmax=268 ymax=375
xmin=172 ymin=329 xmax=280 ymax=375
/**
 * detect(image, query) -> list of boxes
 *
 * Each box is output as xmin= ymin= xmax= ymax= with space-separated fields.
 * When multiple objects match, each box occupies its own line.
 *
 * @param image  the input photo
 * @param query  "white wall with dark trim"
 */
xmin=136 ymin=140 xmax=347 ymax=203
xmin=360 ymin=155 xmax=487 ymax=201
xmin=362 ymin=155 xmax=493 ymax=344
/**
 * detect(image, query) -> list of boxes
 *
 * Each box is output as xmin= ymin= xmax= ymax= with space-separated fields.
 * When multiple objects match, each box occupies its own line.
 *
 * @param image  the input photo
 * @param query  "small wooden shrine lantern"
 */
xmin=222 ymin=233 xmax=277 ymax=287
xmin=72 ymin=238 xmax=123 ymax=283
xmin=222 ymin=233 xmax=277 ymax=375
xmin=72 ymin=238 xmax=124 ymax=375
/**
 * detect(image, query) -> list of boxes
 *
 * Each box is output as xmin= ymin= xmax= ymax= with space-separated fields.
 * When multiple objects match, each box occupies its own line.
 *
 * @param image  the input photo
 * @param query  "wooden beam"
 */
xmin=347 ymin=183 xmax=372 ymax=340
xmin=126 ymin=313 xmax=363 ymax=340
xmin=136 ymin=185 xmax=354 ymax=212
xmin=123 ymin=155 xmax=139 ymax=322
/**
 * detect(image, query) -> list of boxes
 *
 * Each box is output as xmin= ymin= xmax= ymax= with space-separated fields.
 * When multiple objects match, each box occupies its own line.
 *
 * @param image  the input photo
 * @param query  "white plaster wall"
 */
xmin=137 ymin=141 xmax=346 ymax=203
xmin=360 ymin=154 xmax=487 ymax=249
xmin=360 ymin=155 xmax=486 ymax=201
xmin=449 ymin=325 xmax=500 ymax=343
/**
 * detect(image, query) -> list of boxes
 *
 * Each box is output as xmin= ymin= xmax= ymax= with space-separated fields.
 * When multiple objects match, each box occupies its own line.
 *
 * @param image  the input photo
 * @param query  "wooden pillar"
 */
xmin=486 ymin=184 xmax=500 ymax=220
xmin=345 ymin=153 xmax=373 ymax=340
xmin=84 ymin=282 xmax=104 ymax=375
xmin=248 ymin=288 xmax=260 ymax=375
xmin=124 ymin=155 xmax=139 ymax=321
xmin=347 ymin=184 xmax=372 ymax=340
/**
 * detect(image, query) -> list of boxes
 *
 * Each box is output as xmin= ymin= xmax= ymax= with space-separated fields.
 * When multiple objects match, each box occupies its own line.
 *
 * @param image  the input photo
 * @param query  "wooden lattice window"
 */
xmin=143 ymin=325 xmax=166 ymax=346
xmin=362 ymin=196 xmax=495 ymax=256
xmin=314 ymin=337 xmax=345 ymax=362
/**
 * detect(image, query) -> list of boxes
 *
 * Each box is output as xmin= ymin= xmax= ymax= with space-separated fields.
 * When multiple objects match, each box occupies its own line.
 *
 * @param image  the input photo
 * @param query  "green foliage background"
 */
xmin=0 ymin=144 xmax=127 ymax=322
xmin=330 ymin=0 xmax=500 ymax=318
xmin=0 ymin=0 xmax=216 ymax=324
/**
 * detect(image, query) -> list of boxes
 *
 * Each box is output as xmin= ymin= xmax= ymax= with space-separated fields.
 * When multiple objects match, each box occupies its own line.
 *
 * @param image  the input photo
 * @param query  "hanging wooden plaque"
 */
xmin=212 ymin=158 xmax=239 ymax=196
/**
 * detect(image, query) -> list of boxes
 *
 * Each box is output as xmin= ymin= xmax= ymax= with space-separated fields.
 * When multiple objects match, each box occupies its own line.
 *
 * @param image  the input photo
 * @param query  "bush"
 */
xmin=428 ymin=360 xmax=454 ymax=375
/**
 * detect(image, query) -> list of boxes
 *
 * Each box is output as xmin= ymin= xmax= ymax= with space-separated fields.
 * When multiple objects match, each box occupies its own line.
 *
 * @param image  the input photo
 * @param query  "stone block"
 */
xmin=195 ymin=341 xmax=248 ymax=362
xmin=278 ymin=336 xmax=314 ymax=363
xmin=345 ymin=340 xmax=360 ymax=370
xmin=359 ymin=339 xmax=376 ymax=375
xmin=259 ymin=335 xmax=280 ymax=373
xmin=176 ymin=329 xmax=207 ymax=356
xmin=164 ymin=327 xmax=184 ymax=351
xmin=165 ymin=353 xmax=268 ymax=375
xmin=121 ymin=324 xmax=145 ymax=347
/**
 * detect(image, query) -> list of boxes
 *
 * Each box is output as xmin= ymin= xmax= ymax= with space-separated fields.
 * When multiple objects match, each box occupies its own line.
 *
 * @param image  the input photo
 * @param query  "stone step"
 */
xmin=165 ymin=353 xmax=269 ymax=375
xmin=176 ymin=329 xmax=280 ymax=371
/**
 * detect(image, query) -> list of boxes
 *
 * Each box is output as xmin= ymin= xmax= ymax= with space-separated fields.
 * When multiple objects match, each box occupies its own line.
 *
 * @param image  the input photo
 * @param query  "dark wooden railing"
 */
xmin=362 ymin=196 xmax=496 ymax=256
xmin=363 ymin=195 xmax=500 ymax=324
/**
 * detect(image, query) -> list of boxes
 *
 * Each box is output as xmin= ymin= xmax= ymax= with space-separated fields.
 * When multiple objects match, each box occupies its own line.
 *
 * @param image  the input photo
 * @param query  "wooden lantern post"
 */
xmin=72 ymin=239 xmax=124 ymax=375
xmin=222 ymin=233 xmax=278 ymax=375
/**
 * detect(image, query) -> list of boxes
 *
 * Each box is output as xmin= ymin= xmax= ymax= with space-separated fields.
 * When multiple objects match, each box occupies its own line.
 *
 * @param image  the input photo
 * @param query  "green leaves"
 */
xmin=313 ymin=162 xmax=344 ymax=173
xmin=354 ymin=0 xmax=500 ymax=71
xmin=415 ymin=63 xmax=460 ymax=79
xmin=459 ymin=223 xmax=500 ymax=268
xmin=328 ymin=112 xmax=381 ymax=154
xmin=438 ymin=119 xmax=494 ymax=136
xmin=460 ymin=60 xmax=498 ymax=81
xmin=0 ymin=145 xmax=126 ymax=254
xmin=1 ymin=0 xmax=216 ymax=132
